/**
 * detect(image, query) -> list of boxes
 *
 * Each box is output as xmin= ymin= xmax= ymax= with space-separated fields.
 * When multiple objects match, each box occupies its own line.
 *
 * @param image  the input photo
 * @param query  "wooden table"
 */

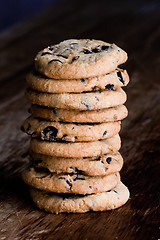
xmin=0 ymin=0 xmax=159 ymax=239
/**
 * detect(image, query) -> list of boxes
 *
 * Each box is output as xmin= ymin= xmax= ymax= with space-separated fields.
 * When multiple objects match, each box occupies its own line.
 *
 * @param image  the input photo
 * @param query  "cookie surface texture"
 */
xmin=22 ymin=168 xmax=120 ymax=194
xmin=35 ymin=39 xmax=127 ymax=79
xmin=30 ymin=104 xmax=128 ymax=123
xmin=30 ymin=134 xmax=121 ymax=157
xmin=27 ymin=68 xmax=129 ymax=93
xmin=30 ymin=181 xmax=130 ymax=213
xmin=31 ymin=152 xmax=123 ymax=176
xmin=22 ymin=116 xmax=121 ymax=142
xmin=26 ymin=88 xmax=126 ymax=110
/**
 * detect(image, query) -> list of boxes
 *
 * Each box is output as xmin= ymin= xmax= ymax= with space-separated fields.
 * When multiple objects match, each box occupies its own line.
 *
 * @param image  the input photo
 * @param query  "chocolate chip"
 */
xmin=42 ymin=126 xmax=58 ymax=141
xmin=101 ymin=45 xmax=110 ymax=51
xmin=56 ymin=54 xmax=68 ymax=59
xmin=89 ymin=186 xmax=92 ymax=189
xmin=105 ymin=84 xmax=114 ymax=90
xmin=71 ymin=56 xmax=79 ymax=63
xmin=95 ymin=96 xmax=99 ymax=102
xmin=73 ymin=176 xmax=85 ymax=181
xmin=48 ymin=47 xmax=54 ymax=51
xmin=101 ymin=160 xmax=104 ymax=164
xmin=66 ymin=180 xmax=72 ymax=188
xmin=83 ymin=49 xmax=92 ymax=54
xmin=41 ymin=52 xmax=53 ymax=56
xmin=48 ymin=59 xmax=63 ymax=64
xmin=117 ymin=71 xmax=125 ymax=85
xmin=81 ymin=99 xmax=91 ymax=109
xmin=103 ymin=131 xmax=107 ymax=136
xmin=69 ymin=167 xmax=78 ymax=173
xmin=106 ymin=157 xmax=112 ymax=164
xmin=92 ymin=48 xmax=100 ymax=53
xmin=58 ymin=177 xmax=72 ymax=189
xmin=72 ymin=127 xmax=75 ymax=130
xmin=92 ymin=86 xmax=100 ymax=91
xmin=95 ymin=156 xmax=101 ymax=160
xmin=53 ymin=109 xmax=57 ymax=116
xmin=113 ymin=190 xmax=118 ymax=194
xmin=62 ymin=134 xmax=67 ymax=138
xmin=58 ymin=177 xmax=66 ymax=180
xmin=69 ymin=167 xmax=83 ymax=174
xmin=80 ymin=79 xmax=86 ymax=84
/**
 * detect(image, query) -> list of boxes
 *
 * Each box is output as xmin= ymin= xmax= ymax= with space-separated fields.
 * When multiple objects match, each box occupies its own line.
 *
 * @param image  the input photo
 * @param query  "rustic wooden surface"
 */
xmin=0 ymin=0 xmax=160 ymax=239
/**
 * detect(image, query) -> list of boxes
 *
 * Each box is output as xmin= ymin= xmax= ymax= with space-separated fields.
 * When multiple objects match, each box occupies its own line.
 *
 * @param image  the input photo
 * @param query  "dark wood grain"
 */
xmin=0 ymin=0 xmax=160 ymax=239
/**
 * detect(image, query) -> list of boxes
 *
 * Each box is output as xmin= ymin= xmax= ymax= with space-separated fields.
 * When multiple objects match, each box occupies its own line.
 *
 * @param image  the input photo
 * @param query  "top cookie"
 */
xmin=35 ymin=39 xmax=127 ymax=79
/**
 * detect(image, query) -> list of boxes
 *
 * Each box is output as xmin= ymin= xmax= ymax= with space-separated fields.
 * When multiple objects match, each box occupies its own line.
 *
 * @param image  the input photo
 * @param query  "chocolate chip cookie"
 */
xmin=22 ymin=116 xmax=121 ymax=142
xmin=30 ymin=134 xmax=121 ymax=158
xmin=35 ymin=39 xmax=127 ymax=79
xmin=30 ymin=104 xmax=128 ymax=123
xmin=22 ymin=167 xmax=120 ymax=194
xmin=27 ymin=68 xmax=129 ymax=93
xmin=26 ymin=88 xmax=126 ymax=110
xmin=30 ymin=151 xmax=123 ymax=176
xmin=30 ymin=181 xmax=129 ymax=213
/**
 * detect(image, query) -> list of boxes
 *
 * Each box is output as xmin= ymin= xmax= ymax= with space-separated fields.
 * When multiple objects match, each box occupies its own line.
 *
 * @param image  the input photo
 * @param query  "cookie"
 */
xmin=30 ymin=104 xmax=128 ymax=123
xmin=26 ymin=88 xmax=126 ymax=110
xmin=22 ymin=167 xmax=120 ymax=194
xmin=27 ymin=68 xmax=129 ymax=93
xmin=22 ymin=116 xmax=121 ymax=142
xmin=29 ymin=181 xmax=129 ymax=213
xmin=30 ymin=134 xmax=121 ymax=158
xmin=35 ymin=39 xmax=127 ymax=79
xmin=30 ymin=151 xmax=123 ymax=176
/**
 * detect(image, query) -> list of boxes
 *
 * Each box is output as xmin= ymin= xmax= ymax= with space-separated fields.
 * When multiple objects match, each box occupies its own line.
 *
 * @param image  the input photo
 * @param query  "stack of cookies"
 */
xmin=22 ymin=39 xmax=130 ymax=214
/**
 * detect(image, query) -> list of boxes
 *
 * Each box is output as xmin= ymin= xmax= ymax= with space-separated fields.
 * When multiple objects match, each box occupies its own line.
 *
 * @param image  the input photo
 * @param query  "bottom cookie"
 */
xmin=30 ymin=181 xmax=130 ymax=214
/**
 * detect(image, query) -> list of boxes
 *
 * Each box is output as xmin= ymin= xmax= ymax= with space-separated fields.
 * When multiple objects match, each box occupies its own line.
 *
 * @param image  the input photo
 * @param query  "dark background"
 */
xmin=1 ymin=0 xmax=160 ymax=32
xmin=0 ymin=0 xmax=57 ymax=31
